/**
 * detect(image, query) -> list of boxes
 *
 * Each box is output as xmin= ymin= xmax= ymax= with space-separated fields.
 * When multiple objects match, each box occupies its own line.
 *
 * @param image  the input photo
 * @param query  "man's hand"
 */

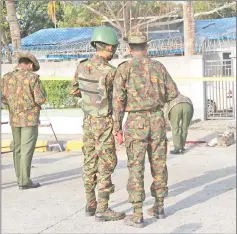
xmin=113 ymin=130 xmax=124 ymax=145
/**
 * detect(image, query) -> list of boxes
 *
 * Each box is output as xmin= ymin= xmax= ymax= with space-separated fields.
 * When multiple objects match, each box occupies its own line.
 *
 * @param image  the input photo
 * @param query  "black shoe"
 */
xmin=19 ymin=182 xmax=41 ymax=190
xmin=170 ymin=149 xmax=183 ymax=155
xmin=85 ymin=204 xmax=97 ymax=217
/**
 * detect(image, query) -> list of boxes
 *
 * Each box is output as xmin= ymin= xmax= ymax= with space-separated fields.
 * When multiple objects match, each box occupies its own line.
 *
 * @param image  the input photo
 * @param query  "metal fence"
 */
xmin=2 ymin=32 xmax=236 ymax=63
xmin=204 ymin=59 xmax=235 ymax=120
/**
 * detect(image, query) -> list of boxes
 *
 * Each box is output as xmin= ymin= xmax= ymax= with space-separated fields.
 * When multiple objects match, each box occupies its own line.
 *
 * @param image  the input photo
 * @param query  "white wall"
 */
xmin=1 ymin=55 xmax=206 ymax=128
xmin=2 ymin=55 xmax=204 ymax=78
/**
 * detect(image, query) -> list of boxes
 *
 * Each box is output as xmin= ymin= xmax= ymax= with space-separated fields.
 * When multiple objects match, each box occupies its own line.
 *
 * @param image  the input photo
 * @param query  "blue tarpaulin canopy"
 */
xmin=21 ymin=17 xmax=236 ymax=49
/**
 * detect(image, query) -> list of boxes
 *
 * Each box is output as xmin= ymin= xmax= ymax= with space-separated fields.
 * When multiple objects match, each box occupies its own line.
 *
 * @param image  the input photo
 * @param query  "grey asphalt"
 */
xmin=1 ymin=126 xmax=236 ymax=233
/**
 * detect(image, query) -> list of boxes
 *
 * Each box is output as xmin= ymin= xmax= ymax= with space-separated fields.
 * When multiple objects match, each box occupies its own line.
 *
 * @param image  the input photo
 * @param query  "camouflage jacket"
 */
xmin=1 ymin=67 xmax=47 ymax=127
xmin=163 ymin=93 xmax=193 ymax=120
xmin=113 ymin=55 xmax=179 ymax=132
xmin=70 ymin=54 xmax=116 ymax=117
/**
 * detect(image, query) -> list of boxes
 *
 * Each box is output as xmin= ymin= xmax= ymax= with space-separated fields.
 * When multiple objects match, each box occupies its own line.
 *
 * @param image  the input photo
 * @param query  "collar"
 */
xmin=14 ymin=66 xmax=30 ymax=72
xmin=91 ymin=54 xmax=109 ymax=66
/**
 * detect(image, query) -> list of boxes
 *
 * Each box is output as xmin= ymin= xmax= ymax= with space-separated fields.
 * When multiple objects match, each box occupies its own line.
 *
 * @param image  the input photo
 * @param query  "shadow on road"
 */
xmin=1 ymin=167 xmax=82 ymax=189
xmin=169 ymin=222 xmax=202 ymax=233
xmin=110 ymin=166 xmax=236 ymax=227
xmin=1 ymin=153 xmax=78 ymax=170
xmin=165 ymin=175 xmax=235 ymax=217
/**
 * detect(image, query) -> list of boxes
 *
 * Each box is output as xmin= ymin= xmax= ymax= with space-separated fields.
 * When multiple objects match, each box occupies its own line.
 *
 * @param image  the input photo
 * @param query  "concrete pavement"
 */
xmin=1 ymin=127 xmax=236 ymax=233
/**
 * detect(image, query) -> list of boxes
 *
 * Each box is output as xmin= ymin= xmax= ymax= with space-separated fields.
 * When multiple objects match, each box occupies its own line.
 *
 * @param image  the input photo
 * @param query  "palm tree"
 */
xmin=48 ymin=1 xmax=57 ymax=28
xmin=183 ymin=1 xmax=195 ymax=56
xmin=5 ymin=0 xmax=21 ymax=51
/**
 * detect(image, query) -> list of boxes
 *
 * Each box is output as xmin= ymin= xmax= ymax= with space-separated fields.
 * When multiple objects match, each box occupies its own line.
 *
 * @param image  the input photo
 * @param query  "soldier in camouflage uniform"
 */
xmin=70 ymin=26 xmax=125 ymax=222
xmin=1 ymin=52 xmax=47 ymax=190
xmin=113 ymin=32 xmax=179 ymax=228
xmin=164 ymin=93 xmax=194 ymax=154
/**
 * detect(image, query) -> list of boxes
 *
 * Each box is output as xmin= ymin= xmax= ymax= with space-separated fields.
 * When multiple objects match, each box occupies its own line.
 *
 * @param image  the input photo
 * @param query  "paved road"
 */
xmin=1 ymin=130 xmax=236 ymax=233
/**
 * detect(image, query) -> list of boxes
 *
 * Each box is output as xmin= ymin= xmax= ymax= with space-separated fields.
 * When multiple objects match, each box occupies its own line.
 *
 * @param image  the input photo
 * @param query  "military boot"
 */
xmin=95 ymin=208 xmax=126 ymax=222
xmin=85 ymin=200 xmax=97 ymax=216
xmin=85 ymin=204 xmax=97 ymax=217
xmin=147 ymin=198 xmax=165 ymax=219
xmin=124 ymin=213 xmax=144 ymax=228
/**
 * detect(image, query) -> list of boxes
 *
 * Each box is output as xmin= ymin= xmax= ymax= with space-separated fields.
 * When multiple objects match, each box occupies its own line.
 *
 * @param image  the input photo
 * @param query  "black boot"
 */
xmin=19 ymin=182 xmax=40 ymax=190
xmin=85 ymin=204 xmax=97 ymax=216
xmin=170 ymin=149 xmax=183 ymax=155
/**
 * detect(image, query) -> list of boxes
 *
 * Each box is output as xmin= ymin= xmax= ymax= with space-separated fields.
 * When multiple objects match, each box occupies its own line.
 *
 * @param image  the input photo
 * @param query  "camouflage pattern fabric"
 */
xmin=113 ymin=55 xmax=179 ymax=207
xmin=163 ymin=93 xmax=193 ymax=120
xmin=82 ymin=115 xmax=117 ymax=211
xmin=113 ymin=55 xmax=179 ymax=132
xmin=126 ymin=31 xmax=148 ymax=44
xmin=70 ymin=55 xmax=116 ymax=117
xmin=1 ymin=67 xmax=47 ymax=127
xmin=124 ymin=111 xmax=168 ymax=203
xmin=70 ymin=55 xmax=117 ymax=211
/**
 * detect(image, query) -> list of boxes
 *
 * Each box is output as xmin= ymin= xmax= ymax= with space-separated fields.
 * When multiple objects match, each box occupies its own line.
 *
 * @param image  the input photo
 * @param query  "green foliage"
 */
xmin=42 ymin=80 xmax=79 ymax=109
xmin=1 ymin=2 xmax=11 ymax=43
xmin=1 ymin=80 xmax=79 ymax=109
xmin=194 ymin=1 xmax=236 ymax=19
xmin=57 ymin=2 xmax=101 ymax=27
xmin=16 ymin=1 xmax=55 ymax=38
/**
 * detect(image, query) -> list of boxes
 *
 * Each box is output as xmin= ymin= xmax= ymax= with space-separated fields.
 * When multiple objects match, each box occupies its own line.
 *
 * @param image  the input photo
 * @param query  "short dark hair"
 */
xmin=129 ymin=43 xmax=147 ymax=51
xmin=18 ymin=57 xmax=33 ymax=65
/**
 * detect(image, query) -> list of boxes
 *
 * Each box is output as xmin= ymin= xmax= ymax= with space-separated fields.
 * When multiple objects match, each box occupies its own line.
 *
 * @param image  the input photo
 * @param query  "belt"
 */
xmin=84 ymin=113 xmax=112 ymax=120
xmin=129 ymin=108 xmax=161 ymax=113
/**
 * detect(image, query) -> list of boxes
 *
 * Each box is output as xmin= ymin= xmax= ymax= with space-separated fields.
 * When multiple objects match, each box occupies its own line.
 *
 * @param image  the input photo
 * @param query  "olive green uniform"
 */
xmin=165 ymin=94 xmax=194 ymax=150
xmin=1 ymin=52 xmax=46 ymax=187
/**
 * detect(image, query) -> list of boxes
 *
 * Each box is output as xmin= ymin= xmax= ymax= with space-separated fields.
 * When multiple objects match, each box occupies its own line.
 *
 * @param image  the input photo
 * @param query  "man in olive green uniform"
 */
xmin=164 ymin=93 xmax=194 ymax=154
xmin=70 ymin=26 xmax=125 ymax=222
xmin=113 ymin=32 xmax=179 ymax=228
xmin=1 ymin=52 xmax=47 ymax=189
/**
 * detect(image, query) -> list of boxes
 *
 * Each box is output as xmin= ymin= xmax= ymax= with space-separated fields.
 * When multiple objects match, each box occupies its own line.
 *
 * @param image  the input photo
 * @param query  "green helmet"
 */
xmin=91 ymin=26 xmax=119 ymax=48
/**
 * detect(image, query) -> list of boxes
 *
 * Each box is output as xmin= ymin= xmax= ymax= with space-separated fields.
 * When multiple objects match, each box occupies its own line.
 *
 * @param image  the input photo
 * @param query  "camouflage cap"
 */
xmin=15 ymin=51 xmax=40 ymax=71
xmin=125 ymin=31 xmax=148 ymax=44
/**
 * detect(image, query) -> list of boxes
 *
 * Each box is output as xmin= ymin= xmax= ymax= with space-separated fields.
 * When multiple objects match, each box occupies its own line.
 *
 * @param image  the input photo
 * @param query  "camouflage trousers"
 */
xmin=124 ymin=110 xmax=168 ymax=204
xmin=82 ymin=115 xmax=117 ymax=211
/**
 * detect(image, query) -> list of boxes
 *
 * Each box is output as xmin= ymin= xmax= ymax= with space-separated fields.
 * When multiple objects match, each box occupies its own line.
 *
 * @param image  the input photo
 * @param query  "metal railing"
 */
xmin=204 ymin=59 xmax=235 ymax=120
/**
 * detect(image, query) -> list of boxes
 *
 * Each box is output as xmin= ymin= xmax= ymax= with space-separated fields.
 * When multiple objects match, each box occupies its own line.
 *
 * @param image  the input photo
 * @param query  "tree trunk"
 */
xmin=5 ymin=0 xmax=21 ymax=51
xmin=183 ymin=1 xmax=195 ymax=56
xmin=123 ymin=0 xmax=131 ymax=37
xmin=1 ymin=30 xmax=13 ymax=63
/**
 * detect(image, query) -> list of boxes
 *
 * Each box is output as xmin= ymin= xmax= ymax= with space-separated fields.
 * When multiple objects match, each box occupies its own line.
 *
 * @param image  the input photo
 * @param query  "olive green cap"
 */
xmin=125 ymin=31 xmax=148 ymax=44
xmin=15 ymin=51 xmax=40 ymax=71
xmin=91 ymin=26 xmax=119 ymax=48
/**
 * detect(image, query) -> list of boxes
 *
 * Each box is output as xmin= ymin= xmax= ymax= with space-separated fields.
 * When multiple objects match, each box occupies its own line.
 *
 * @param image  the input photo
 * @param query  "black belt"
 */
xmin=129 ymin=108 xmax=161 ymax=113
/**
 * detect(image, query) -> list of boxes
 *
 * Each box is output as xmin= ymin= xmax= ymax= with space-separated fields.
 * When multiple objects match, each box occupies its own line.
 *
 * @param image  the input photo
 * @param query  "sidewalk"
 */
xmin=1 ymin=129 xmax=236 ymax=233
xmin=2 ymin=118 xmax=235 ymax=153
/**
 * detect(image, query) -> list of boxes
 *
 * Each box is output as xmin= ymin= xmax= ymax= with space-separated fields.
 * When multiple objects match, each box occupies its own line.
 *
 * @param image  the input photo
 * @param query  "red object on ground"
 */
xmin=185 ymin=140 xmax=207 ymax=144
